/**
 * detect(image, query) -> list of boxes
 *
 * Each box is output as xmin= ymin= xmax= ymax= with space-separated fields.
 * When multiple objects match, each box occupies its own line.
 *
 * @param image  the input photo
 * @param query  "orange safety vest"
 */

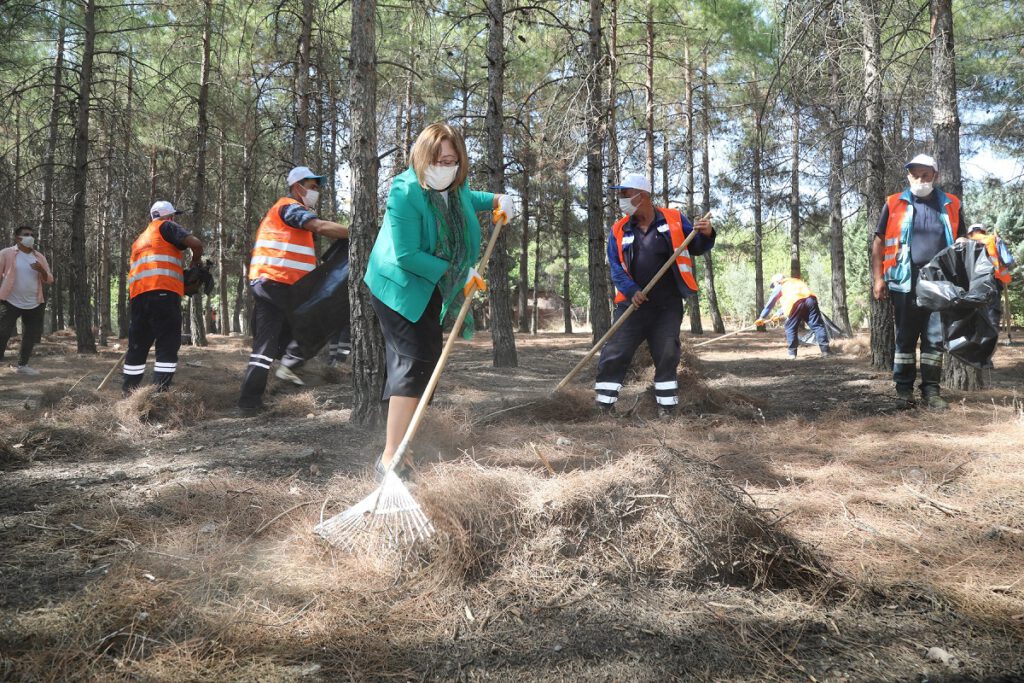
xmin=128 ymin=220 xmax=185 ymax=299
xmin=611 ymin=208 xmax=699 ymax=304
xmin=777 ymin=277 xmax=814 ymax=317
xmin=881 ymin=190 xmax=960 ymax=289
xmin=248 ymin=197 xmax=317 ymax=284
xmin=969 ymin=232 xmax=1011 ymax=284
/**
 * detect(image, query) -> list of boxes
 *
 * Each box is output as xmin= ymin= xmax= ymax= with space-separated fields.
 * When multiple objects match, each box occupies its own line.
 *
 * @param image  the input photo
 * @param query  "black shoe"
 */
xmin=923 ymin=393 xmax=949 ymax=411
xmin=238 ymin=402 xmax=266 ymax=418
xmin=594 ymin=402 xmax=615 ymax=417
xmin=894 ymin=392 xmax=916 ymax=410
xmin=657 ymin=405 xmax=677 ymax=420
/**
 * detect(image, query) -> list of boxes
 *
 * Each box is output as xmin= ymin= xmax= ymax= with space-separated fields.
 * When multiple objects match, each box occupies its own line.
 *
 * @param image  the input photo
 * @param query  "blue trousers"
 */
xmin=784 ymin=297 xmax=829 ymax=355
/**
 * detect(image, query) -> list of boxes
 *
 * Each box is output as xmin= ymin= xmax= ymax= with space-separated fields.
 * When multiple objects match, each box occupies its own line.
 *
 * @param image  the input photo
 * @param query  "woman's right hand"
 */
xmin=494 ymin=194 xmax=519 ymax=224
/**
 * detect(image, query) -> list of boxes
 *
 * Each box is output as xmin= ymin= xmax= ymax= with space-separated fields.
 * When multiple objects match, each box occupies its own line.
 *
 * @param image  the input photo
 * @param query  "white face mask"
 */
xmin=301 ymin=187 xmax=320 ymax=208
xmin=424 ymin=164 xmax=458 ymax=191
xmin=909 ymin=180 xmax=934 ymax=198
xmin=18 ymin=235 xmax=34 ymax=249
xmin=618 ymin=196 xmax=640 ymax=216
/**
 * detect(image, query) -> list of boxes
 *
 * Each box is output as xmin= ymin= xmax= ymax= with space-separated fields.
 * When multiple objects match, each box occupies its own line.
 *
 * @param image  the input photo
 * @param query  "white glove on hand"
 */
xmin=497 ymin=194 xmax=519 ymax=223
xmin=463 ymin=267 xmax=487 ymax=296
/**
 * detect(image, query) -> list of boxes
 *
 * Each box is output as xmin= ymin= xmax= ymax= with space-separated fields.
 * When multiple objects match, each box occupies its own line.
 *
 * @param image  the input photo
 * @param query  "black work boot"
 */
xmin=895 ymin=391 xmax=916 ymax=409
xmin=922 ymin=392 xmax=949 ymax=411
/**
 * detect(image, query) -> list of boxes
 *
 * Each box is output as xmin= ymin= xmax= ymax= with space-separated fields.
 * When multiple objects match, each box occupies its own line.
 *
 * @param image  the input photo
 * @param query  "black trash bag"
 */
xmin=286 ymin=239 xmax=350 ymax=360
xmin=798 ymin=311 xmax=849 ymax=346
xmin=183 ymin=259 xmax=215 ymax=296
xmin=916 ymin=240 xmax=1000 ymax=368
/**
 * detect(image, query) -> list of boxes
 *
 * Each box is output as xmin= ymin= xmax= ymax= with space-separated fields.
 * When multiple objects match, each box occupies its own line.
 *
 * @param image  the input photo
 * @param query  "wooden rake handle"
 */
xmin=387 ymin=212 xmax=509 ymax=471
xmin=691 ymin=323 xmax=760 ymax=348
xmin=553 ymin=211 xmax=712 ymax=392
xmin=96 ymin=350 xmax=128 ymax=391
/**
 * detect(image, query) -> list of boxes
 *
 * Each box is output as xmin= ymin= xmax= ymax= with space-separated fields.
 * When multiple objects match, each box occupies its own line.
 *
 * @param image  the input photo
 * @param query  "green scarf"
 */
xmin=426 ymin=189 xmax=475 ymax=339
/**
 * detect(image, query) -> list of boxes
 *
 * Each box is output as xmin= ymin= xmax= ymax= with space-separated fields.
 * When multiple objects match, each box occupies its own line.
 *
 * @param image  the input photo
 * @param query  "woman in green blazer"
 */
xmin=365 ymin=122 xmax=517 ymax=477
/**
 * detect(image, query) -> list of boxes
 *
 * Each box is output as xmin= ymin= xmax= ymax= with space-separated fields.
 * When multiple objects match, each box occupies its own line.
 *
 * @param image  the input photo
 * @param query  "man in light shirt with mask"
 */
xmin=238 ymin=166 xmax=349 ymax=415
xmin=0 ymin=225 xmax=54 ymax=375
xmin=595 ymin=173 xmax=715 ymax=417
xmin=871 ymin=153 xmax=966 ymax=410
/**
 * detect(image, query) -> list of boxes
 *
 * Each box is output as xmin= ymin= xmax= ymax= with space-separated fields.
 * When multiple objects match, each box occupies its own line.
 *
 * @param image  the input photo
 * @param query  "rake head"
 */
xmin=314 ymin=471 xmax=434 ymax=553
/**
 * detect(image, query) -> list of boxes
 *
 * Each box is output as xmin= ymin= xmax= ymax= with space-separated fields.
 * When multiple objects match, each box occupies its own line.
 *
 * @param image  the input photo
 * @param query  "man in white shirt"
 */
xmin=0 ymin=226 xmax=55 ymax=375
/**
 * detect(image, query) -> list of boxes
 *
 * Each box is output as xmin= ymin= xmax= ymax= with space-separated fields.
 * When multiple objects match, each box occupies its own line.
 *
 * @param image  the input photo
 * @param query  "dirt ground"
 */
xmin=1 ymin=325 xmax=1023 ymax=682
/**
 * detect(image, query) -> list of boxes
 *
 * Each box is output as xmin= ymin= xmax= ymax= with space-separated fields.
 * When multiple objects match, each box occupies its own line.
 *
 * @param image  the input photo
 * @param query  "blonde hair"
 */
xmin=409 ymin=123 xmax=469 ymax=189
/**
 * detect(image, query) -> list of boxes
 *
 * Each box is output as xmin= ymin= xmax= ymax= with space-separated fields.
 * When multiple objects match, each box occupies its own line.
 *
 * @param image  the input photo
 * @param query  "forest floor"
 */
xmin=1 ymin=324 xmax=1023 ymax=682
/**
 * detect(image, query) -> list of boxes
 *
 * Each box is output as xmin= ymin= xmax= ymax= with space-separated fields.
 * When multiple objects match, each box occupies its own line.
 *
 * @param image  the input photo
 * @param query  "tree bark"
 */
xmin=644 ymin=1 xmax=655 ymax=190
xmin=517 ymin=141 xmax=532 ymax=333
xmin=790 ymin=108 xmax=801 ymax=277
xmin=561 ymin=177 xmax=573 ymax=334
xmin=99 ymin=140 xmax=112 ymax=346
xmin=67 ymin=0 xmax=98 ymax=353
xmin=348 ymin=0 xmax=385 ymax=426
xmin=586 ymin=0 xmax=611 ymax=343
xmin=43 ymin=15 xmax=66 ymax=333
xmin=827 ymin=8 xmax=851 ymax=334
xmin=190 ymin=0 xmax=213 ymax=347
xmin=752 ymin=106 xmax=765 ymax=319
xmin=605 ymin=0 xmax=619 ymax=230
xmin=292 ymin=0 xmax=314 ymax=165
xmin=117 ymin=54 xmax=132 ymax=338
xmin=701 ymin=48 xmax=724 ymax=333
xmin=861 ymin=0 xmax=893 ymax=369
xmin=217 ymin=142 xmax=229 ymax=334
xmin=931 ymin=0 xmax=979 ymax=390
xmin=484 ymin=0 xmax=517 ymax=367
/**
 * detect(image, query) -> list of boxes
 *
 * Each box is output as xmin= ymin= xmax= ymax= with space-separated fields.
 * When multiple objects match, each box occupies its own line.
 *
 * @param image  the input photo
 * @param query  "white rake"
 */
xmin=315 ymin=208 xmax=510 ymax=552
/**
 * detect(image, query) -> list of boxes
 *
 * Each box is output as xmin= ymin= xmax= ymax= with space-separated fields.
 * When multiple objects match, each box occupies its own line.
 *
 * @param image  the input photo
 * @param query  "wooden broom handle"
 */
xmin=554 ymin=211 xmax=712 ymax=392
xmin=96 ymin=350 xmax=128 ymax=391
xmin=388 ymin=214 xmax=508 ymax=469
xmin=691 ymin=323 xmax=760 ymax=348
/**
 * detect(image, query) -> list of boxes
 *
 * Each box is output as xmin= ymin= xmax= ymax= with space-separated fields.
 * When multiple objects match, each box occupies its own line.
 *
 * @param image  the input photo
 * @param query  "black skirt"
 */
xmin=371 ymin=288 xmax=443 ymax=400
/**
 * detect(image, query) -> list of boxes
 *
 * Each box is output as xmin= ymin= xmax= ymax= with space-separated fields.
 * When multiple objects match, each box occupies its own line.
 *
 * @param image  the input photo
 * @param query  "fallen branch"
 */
xmin=903 ymin=486 xmax=963 ymax=516
xmin=841 ymin=502 xmax=920 ymax=554
xmin=529 ymin=442 xmax=557 ymax=476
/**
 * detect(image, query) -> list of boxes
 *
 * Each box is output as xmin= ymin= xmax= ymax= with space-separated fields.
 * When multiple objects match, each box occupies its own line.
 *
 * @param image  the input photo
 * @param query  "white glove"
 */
xmin=497 ymin=194 xmax=519 ymax=223
xmin=463 ymin=267 xmax=487 ymax=295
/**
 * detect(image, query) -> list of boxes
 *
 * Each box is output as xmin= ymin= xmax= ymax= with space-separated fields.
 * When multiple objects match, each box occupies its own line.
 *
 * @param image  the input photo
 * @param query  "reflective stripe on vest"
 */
xmin=247 ymin=197 xmax=317 ymax=284
xmin=611 ymin=208 xmax=699 ymax=304
xmin=129 ymin=220 xmax=185 ymax=298
xmin=970 ymin=233 xmax=1011 ymax=284
xmin=882 ymin=190 xmax=960 ymax=282
xmin=777 ymin=277 xmax=814 ymax=316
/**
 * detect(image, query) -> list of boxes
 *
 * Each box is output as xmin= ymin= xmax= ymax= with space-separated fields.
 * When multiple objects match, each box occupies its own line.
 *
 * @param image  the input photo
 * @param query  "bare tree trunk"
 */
xmin=485 ymin=0 xmax=517 ymax=367
xmin=587 ymin=0 xmax=611 ymax=343
xmin=292 ymin=0 xmax=314 ymax=165
xmin=561 ymin=178 xmax=573 ymax=334
xmin=43 ymin=15 xmax=66 ymax=333
xmin=644 ymin=1 xmax=655 ymax=189
xmin=217 ymin=142 xmax=229 ymax=333
xmin=605 ymin=0 xmax=619 ymax=229
xmin=532 ymin=184 xmax=543 ymax=334
xmin=790 ymin=108 xmax=801 ymax=277
xmin=684 ymin=41 xmax=695 ymax=218
xmin=862 ymin=0 xmax=894 ymax=369
xmin=117 ymin=54 xmax=132 ymax=338
xmin=189 ymin=0 xmax=213 ymax=347
xmin=99 ymin=143 xmax=112 ymax=346
xmin=517 ymin=142 xmax=532 ymax=333
xmin=931 ymin=0 xmax=978 ymax=390
xmin=827 ymin=9 xmax=851 ymax=334
xmin=67 ymin=0 xmax=98 ymax=353
xmin=701 ymin=49 xmax=724 ymax=333
xmin=752 ymin=107 xmax=765 ymax=319
xmin=348 ymin=0 xmax=385 ymax=425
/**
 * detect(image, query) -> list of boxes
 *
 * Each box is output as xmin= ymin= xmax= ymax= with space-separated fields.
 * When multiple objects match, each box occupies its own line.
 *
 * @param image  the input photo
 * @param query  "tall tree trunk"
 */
xmin=931 ymin=0 xmax=978 ymax=390
xmin=348 ymin=0 xmax=385 ymax=425
xmin=117 ymin=54 xmax=132 ymax=338
xmin=605 ymin=0 xmax=619 ymax=229
xmin=99 ymin=142 xmax=112 ymax=346
xmin=67 ymin=0 xmax=98 ymax=353
xmin=586 ymin=0 xmax=611 ymax=343
xmin=532 ymin=184 xmax=543 ymax=334
xmin=217 ymin=142 xmax=229 ymax=333
xmin=862 ymin=0 xmax=893 ymax=369
xmin=701 ymin=49 xmax=724 ymax=333
xmin=561 ymin=178 xmax=573 ymax=334
xmin=644 ymin=1 xmax=655 ymax=189
xmin=190 ymin=0 xmax=213 ymax=347
xmin=684 ymin=41 xmax=695 ymax=218
xmin=517 ymin=142 xmax=532 ymax=333
xmin=827 ymin=10 xmax=851 ymax=334
xmin=790 ymin=108 xmax=801 ymax=277
xmin=752 ymin=107 xmax=765 ymax=320
xmin=485 ymin=0 xmax=517 ymax=367
xmin=292 ymin=0 xmax=314 ymax=165
xmin=43 ymin=16 xmax=66 ymax=333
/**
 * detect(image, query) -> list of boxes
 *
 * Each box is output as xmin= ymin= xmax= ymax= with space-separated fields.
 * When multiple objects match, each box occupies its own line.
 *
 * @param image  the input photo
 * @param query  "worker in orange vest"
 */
xmin=756 ymin=274 xmax=830 ymax=358
xmin=123 ymin=201 xmax=204 ymax=394
xmin=870 ymin=154 xmax=966 ymax=410
xmin=238 ymin=166 xmax=349 ymax=415
xmin=595 ymin=173 xmax=715 ymax=418
xmin=968 ymin=222 xmax=1014 ymax=330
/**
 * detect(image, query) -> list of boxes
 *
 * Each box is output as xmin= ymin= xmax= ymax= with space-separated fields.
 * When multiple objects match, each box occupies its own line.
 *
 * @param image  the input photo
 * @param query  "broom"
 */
xmin=314 ymin=207 xmax=510 ymax=551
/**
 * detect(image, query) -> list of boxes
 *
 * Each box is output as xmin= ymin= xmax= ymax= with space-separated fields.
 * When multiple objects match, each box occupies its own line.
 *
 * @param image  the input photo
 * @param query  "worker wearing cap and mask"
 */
xmin=871 ymin=153 xmax=967 ymax=410
xmin=238 ymin=166 xmax=349 ymax=415
xmin=123 ymin=201 xmax=204 ymax=394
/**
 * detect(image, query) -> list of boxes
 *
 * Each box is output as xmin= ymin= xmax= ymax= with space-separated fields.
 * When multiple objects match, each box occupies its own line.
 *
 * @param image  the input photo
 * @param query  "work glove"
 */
xmin=463 ymin=267 xmax=487 ymax=296
xmin=494 ymin=194 xmax=518 ymax=225
xmin=755 ymin=318 xmax=766 ymax=327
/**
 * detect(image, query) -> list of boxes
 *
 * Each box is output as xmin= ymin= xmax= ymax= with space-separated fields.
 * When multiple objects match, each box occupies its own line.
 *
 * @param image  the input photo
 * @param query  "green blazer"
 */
xmin=365 ymin=167 xmax=494 ymax=322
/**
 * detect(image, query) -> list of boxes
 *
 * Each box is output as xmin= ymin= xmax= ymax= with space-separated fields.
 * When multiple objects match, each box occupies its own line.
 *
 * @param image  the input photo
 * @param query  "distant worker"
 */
xmin=595 ymin=172 xmax=715 ymax=417
xmin=871 ymin=153 xmax=966 ymax=410
xmin=756 ymin=274 xmax=830 ymax=359
xmin=967 ymin=222 xmax=1014 ymax=329
xmin=238 ymin=166 xmax=349 ymax=416
xmin=123 ymin=202 xmax=204 ymax=394
xmin=0 ymin=225 xmax=54 ymax=376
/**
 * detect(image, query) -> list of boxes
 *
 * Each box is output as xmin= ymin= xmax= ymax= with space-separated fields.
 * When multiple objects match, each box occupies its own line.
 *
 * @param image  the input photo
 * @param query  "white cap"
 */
xmin=150 ymin=201 xmax=180 ymax=219
xmin=286 ymin=166 xmax=325 ymax=187
xmin=610 ymin=172 xmax=652 ymax=194
xmin=968 ymin=223 xmax=986 ymax=233
xmin=770 ymin=273 xmax=785 ymax=286
xmin=905 ymin=154 xmax=938 ymax=172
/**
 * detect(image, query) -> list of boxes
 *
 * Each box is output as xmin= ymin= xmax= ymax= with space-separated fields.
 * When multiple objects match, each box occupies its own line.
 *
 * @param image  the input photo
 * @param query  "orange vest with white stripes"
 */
xmin=969 ymin=233 xmax=1011 ymax=284
xmin=611 ymin=208 xmax=699 ymax=304
xmin=129 ymin=220 xmax=185 ymax=298
xmin=248 ymin=197 xmax=317 ymax=284
xmin=881 ymin=190 xmax=960 ymax=286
